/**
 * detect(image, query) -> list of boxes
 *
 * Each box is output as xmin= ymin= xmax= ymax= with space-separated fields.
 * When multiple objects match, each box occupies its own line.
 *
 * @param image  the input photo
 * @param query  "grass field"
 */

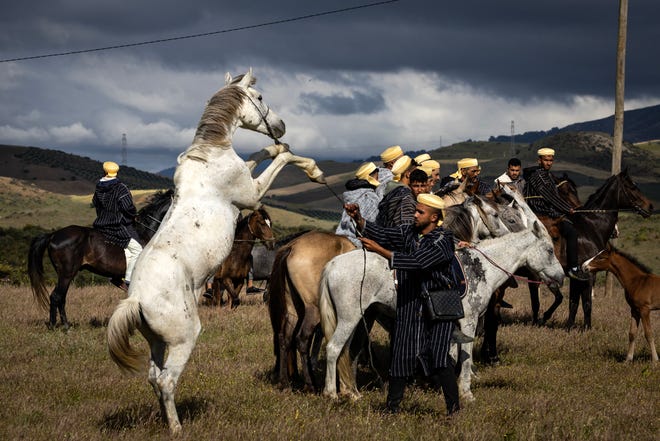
xmin=0 ymin=281 xmax=657 ymax=441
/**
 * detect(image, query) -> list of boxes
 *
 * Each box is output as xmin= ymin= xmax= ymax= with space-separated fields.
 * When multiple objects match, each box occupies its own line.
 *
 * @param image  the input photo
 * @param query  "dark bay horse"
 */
xmin=583 ymin=246 xmax=659 ymax=362
xmin=28 ymin=189 xmax=173 ymax=329
xmin=480 ymin=172 xmax=652 ymax=363
xmin=566 ymin=170 xmax=653 ymax=329
xmin=209 ymin=208 xmax=274 ymax=308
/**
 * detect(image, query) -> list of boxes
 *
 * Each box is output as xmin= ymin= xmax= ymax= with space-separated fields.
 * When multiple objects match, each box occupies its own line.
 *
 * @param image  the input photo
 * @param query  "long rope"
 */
xmin=467 ymin=246 xmax=547 ymax=285
xmin=321 ymin=180 xmax=380 ymax=384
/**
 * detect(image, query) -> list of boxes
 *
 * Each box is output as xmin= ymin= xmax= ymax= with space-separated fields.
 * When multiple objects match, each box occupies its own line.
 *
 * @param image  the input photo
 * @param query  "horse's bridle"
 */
xmin=616 ymin=177 xmax=648 ymax=216
xmin=246 ymin=93 xmax=280 ymax=144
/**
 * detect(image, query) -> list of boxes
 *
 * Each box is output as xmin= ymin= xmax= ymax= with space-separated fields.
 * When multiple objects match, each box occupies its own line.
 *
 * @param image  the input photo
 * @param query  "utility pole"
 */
xmin=121 ymin=133 xmax=127 ymax=166
xmin=510 ymin=120 xmax=515 ymax=157
xmin=605 ymin=0 xmax=628 ymax=297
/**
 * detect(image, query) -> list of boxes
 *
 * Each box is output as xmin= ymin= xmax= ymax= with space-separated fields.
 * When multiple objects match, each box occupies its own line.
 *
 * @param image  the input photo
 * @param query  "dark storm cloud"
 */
xmin=299 ymin=90 xmax=386 ymax=115
xmin=1 ymin=0 xmax=658 ymax=172
xmin=1 ymin=0 xmax=657 ymax=99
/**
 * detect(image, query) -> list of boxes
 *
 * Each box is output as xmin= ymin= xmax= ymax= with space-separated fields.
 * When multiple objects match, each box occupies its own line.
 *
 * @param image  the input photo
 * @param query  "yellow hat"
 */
xmin=423 ymin=159 xmax=440 ymax=170
xmin=537 ymin=147 xmax=555 ymax=156
xmin=103 ymin=161 xmax=119 ymax=177
xmin=419 ymin=166 xmax=433 ymax=177
xmin=417 ymin=193 xmax=445 ymax=210
xmin=449 ymin=158 xmax=478 ymax=179
xmin=391 ymin=155 xmax=413 ymax=177
xmin=355 ymin=162 xmax=380 ymax=187
xmin=414 ymin=153 xmax=431 ymax=164
xmin=380 ymin=145 xmax=403 ymax=163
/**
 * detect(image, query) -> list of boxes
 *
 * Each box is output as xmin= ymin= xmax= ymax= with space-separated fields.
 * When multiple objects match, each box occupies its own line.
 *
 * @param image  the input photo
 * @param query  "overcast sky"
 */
xmin=1 ymin=0 xmax=658 ymax=173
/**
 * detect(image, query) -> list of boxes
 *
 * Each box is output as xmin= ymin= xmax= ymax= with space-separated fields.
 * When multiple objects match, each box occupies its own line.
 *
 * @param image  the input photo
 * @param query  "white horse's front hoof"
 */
xmin=306 ymin=168 xmax=326 ymax=184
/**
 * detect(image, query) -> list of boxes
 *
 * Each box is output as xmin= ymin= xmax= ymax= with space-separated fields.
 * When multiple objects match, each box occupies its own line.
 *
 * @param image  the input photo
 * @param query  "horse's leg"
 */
xmin=541 ymin=284 xmax=564 ymax=325
xmin=278 ymin=311 xmax=297 ymax=389
xmin=156 ymin=331 xmax=200 ymax=435
xmin=529 ymin=283 xmax=541 ymax=324
xmin=324 ymin=315 xmax=362 ymax=399
xmin=49 ymin=276 xmax=73 ymax=330
xmin=247 ymin=144 xmax=325 ymax=201
xmin=626 ymin=310 xmax=641 ymax=362
xmin=566 ymin=279 xmax=580 ymax=329
xmin=456 ymin=315 xmax=478 ymax=402
xmin=309 ymin=326 xmax=323 ymax=372
xmin=580 ymin=280 xmax=593 ymax=329
xmin=639 ymin=308 xmax=658 ymax=362
xmin=480 ymin=292 xmax=500 ymax=364
xmin=296 ymin=306 xmax=321 ymax=392
xmin=226 ymin=279 xmax=242 ymax=309
xmin=148 ymin=340 xmax=167 ymax=419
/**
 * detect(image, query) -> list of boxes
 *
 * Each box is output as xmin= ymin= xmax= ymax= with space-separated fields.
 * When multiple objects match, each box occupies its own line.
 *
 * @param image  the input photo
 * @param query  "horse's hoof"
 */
xmin=306 ymin=168 xmax=326 ymax=184
xmin=459 ymin=392 xmax=475 ymax=403
xmin=323 ymin=390 xmax=338 ymax=400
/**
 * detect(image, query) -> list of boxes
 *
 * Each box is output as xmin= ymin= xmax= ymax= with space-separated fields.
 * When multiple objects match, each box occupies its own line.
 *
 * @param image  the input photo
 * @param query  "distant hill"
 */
xmin=489 ymin=103 xmax=660 ymax=144
xmin=0 ymin=145 xmax=173 ymax=195
xmin=1 ymin=129 xmax=658 ymax=222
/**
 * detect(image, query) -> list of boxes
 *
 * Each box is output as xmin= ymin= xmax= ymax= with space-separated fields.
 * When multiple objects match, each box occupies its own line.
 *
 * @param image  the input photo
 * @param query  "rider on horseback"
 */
xmin=524 ymin=148 xmax=589 ymax=281
xmin=376 ymin=145 xmax=404 ymax=199
xmin=92 ymin=161 xmax=142 ymax=290
xmin=437 ymin=158 xmax=492 ymax=196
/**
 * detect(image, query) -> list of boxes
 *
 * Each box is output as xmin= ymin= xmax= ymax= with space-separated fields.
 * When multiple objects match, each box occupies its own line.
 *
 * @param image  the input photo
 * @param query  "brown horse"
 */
xmin=209 ymin=208 xmax=274 ymax=308
xmin=28 ymin=189 xmax=173 ymax=329
xmin=583 ymin=247 xmax=659 ymax=362
xmin=268 ymin=231 xmax=356 ymax=391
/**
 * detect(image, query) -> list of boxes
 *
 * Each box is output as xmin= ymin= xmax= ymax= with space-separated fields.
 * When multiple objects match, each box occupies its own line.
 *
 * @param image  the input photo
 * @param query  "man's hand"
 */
xmin=344 ymin=203 xmax=361 ymax=220
xmin=359 ymin=237 xmax=392 ymax=259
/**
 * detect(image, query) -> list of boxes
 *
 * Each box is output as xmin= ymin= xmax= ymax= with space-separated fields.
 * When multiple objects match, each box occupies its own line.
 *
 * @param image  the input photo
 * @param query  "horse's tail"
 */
xmin=267 ymin=245 xmax=293 ymax=369
xmin=107 ymin=297 xmax=145 ymax=374
xmin=318 ymin=268 xmax=337 ymax=346
xmin=319 ymin=260 xmax=358 ymax=396
xmin=27 ymin=233 xmax=52 ymax=311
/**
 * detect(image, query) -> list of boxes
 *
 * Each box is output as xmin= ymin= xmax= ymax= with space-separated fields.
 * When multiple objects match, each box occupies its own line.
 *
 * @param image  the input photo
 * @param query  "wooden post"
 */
xmin=605 ymin=0 xmax=628 ymax=297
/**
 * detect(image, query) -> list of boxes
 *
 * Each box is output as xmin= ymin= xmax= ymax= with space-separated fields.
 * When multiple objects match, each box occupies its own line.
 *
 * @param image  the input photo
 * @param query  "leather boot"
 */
xmin=431 ymin=366 xmax=460 ymax=416
xmin=385 ymin=377 xmax=406 ymax=414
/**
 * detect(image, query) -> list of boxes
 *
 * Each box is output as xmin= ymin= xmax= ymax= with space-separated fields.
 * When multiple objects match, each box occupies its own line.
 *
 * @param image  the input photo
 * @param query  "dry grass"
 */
xmin=0 ymin=282 xmax=657 ymax=441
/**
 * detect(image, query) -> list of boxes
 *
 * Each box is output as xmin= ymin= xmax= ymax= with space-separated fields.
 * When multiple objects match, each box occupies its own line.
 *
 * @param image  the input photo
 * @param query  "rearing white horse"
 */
xmin=107 ymin=69 xmax=325 ymax=434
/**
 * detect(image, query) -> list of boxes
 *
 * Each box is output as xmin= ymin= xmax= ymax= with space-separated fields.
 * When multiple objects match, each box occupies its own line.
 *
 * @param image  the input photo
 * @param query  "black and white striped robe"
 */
xmin=92 ymin=177 xmax=139 ymax=247
xmin=363 ymin=221 xmax=455 ymax=377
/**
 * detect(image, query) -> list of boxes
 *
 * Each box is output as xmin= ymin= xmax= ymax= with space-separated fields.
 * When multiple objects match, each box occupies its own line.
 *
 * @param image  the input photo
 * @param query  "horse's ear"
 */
xmin=225 ymin=72 xmax=232 ymax=85
xmin=532 ymin=220 xmax=544 ymax=238
xmin=239 ymin=68 xmax=254 ymax=87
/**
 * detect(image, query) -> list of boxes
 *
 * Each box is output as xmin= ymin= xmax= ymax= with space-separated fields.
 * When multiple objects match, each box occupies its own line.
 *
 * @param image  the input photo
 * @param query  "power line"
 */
xmin=0 ymin=0 xmax=400 ymax=63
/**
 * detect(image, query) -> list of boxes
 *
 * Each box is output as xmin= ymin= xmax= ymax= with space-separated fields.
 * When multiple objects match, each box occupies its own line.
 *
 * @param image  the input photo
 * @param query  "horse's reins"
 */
xmin=527 ymin=176 xmax=644 ymax=214
xmin=465 ymin=245 xmax=547 ymax=285
xmin=247 ymin=94 xmax=280 ymax=144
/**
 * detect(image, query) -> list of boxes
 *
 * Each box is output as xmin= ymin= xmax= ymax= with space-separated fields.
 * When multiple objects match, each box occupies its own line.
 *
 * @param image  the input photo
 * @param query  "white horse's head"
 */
xmin=225 ymin=68 xmax=285 ymax=140
xmin=526 ymin=220 xmax=565 ymax=288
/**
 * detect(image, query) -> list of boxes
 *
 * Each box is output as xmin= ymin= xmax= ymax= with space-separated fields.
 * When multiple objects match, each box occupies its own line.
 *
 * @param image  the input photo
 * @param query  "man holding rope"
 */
xmin=524 ymin=147 xmax=588 ymax=281
xmin=345 ymin=193 xmax=460 ymax=417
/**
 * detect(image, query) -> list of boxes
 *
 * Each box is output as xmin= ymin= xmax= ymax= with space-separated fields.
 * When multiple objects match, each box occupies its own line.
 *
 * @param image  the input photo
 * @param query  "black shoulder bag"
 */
xmin=420 ymin=272 xmax=464 ymax=321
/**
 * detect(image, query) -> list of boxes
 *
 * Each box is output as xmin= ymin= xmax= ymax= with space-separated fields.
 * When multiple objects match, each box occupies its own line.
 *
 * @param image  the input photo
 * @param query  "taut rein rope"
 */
xmin=466 ymin=245 xmax=547 ymax=286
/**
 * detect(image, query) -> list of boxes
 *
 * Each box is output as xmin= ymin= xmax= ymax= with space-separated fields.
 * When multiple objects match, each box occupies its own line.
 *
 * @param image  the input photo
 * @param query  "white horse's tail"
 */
xmin=319 ymin=274 xmax=337 ymax=345
xmin=319 ymin=266 xmax=358 ymax=395
xmin=107 ymin=297 xmax=145 ymax=374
